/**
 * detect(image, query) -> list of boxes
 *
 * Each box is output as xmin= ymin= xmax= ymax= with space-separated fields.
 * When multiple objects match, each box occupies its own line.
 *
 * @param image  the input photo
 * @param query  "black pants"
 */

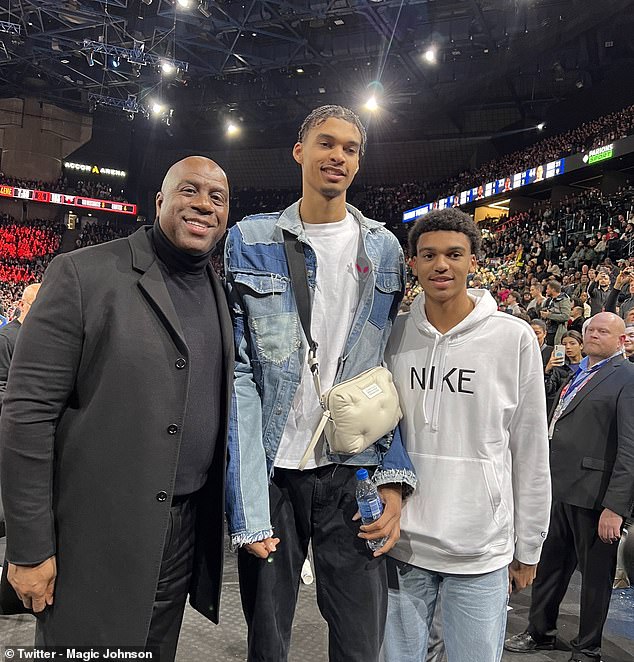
xmin=238 ymin=465 xmax=387 ymax=662
xmin=146 ymin=494 xmax=197 ymax=662
xmin=528 ymin=501 xmax=619 ymax=660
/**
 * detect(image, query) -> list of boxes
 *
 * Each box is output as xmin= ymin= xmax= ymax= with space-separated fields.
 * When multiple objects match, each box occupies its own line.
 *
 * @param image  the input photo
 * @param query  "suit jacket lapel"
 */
xmin=138 ymin=261 xmax=188 ymax=353
xmin=557 ymin=361 xmax=619 ymax=420
xmin=129 ymin=227 xmax=188 ymax=354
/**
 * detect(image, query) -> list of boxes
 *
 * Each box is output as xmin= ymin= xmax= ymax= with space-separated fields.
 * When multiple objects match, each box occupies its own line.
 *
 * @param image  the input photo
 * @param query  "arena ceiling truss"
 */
xmin=0 ymin=0 xmax=633 ymax=144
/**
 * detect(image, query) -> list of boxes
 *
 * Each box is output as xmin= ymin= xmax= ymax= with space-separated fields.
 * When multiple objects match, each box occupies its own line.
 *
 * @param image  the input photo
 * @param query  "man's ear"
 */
xmin=155 ymin=191 xmax=163 ymax=221
xmin=292 ymin=142 xmax=303 ymax=166
xmin=411 ymin=256 xmax=418 ymax=280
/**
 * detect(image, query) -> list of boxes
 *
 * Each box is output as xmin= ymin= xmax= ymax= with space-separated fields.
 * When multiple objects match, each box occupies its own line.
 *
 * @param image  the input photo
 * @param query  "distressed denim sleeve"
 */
xmin=224 ymin=234 xmax=273 ymax=548
xmin=373 ymin=424 xmax=417 ymax=497
xmin=373 ymin=241 xmax=417 ymax=496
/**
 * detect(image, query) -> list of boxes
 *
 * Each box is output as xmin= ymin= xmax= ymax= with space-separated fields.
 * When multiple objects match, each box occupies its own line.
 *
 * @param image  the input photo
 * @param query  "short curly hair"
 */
xmin=408 ymin=208 xmax=481 ymax=257
xmin=297 ymin=105 xmax=367 ymax=157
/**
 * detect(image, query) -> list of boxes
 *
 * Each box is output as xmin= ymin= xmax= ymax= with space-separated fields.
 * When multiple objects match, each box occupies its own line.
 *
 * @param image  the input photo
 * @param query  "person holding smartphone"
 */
xmin=604 ymin=268 xmax=634 ymax=319
xmin=544 ymin=331 xmax=584 ymax=411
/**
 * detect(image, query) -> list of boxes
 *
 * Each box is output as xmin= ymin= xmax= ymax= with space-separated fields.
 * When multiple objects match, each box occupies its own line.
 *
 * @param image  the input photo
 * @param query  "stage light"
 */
xmin=226 ymin=122 xmax=240 ymax=136
xmin=86 ymin=51 xmax=95 ymax=67
xmin=423 ymin=47 xmax=437 ymax=64
xmin=151 ymin=101 xmax=164 ymax=115
xmin=296 ymin=67 xmax=304 ymax=73
xmin=111 ymin=56 xmax=120 ymax=68
xmin=537 ymin=122 xmax=546 ymax=131
xmin=364 ymin=96 xmax=379 ymax=112
xmin=161 ymin=61 xmax=176 ymax=75
xmin=176 ymin=0 xmax=191 ymax=7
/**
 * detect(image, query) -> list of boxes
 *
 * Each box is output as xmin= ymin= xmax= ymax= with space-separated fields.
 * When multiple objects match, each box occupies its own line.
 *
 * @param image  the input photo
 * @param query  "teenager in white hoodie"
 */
xmin=382 ymin=209 xmax=551 ymax=662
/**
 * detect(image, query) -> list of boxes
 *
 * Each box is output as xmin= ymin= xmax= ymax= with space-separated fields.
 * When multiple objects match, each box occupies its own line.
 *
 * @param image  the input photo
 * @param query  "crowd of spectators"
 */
xmin=432 ymin=104 xmax=634 ymax=199
xmin=229 ymin=188 xmax=296 ymax=222
xmin=75 ymin=220 xmax=136 ymax=249
xmin=356 ymin=183 xmax=429 ymax=226
xmin=0 ymin=215 xmax=65 ymax=315
xmin=0 ymin=218 xmax=62 ymax=260
xmin=402 ymin=184 xmax=634 ymax=320
xmin=0 ymin=174 xmax=127 ymax=202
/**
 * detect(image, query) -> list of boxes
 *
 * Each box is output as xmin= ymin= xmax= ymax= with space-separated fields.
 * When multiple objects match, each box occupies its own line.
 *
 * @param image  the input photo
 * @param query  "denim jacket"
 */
xmin=224 ymin=201 xmax=417 ymax=546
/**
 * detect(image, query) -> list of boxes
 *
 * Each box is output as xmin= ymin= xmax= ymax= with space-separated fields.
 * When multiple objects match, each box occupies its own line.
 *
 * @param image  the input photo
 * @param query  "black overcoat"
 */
xmin=0 ymin=226 xmax=233 ymax=645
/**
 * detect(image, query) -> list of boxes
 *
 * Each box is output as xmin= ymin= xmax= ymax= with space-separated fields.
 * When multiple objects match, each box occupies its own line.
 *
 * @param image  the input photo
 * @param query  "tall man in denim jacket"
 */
xmin=224 ymin=105 xmax=417 ymax=662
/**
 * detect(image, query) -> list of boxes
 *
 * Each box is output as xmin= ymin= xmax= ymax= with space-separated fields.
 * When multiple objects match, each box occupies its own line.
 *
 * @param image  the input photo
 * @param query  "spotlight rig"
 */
xmin=81 ymin=39 xmax=189 ymax=77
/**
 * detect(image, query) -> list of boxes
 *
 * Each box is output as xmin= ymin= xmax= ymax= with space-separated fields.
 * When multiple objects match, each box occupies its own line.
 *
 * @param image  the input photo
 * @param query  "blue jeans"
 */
xmin=382 ymin=557 xmax=509 ymax=662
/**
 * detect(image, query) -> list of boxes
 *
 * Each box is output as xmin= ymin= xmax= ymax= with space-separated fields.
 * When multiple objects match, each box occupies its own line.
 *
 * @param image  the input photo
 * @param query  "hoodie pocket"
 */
xmin=410 ymin=454 xmax=509 ymax=557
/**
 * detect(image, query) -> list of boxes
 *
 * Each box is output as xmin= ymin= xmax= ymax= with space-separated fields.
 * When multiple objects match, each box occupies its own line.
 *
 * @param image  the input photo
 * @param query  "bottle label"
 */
xmin=359 ymin=495 xmax=383 ymax=522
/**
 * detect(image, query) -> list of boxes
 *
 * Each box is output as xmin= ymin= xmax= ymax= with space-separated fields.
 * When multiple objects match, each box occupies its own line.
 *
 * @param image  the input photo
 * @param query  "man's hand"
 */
xmin=544 ymin=352 xmax=563 ymax=374
xmin=598 ymin=508 xmax=623 ymax=544
xmin=540 ymin=310 xmax=549 ymax=319
xmin=8 ymin=556 xmax=57 ymax=613
xmin=354 ymin=484 xmax=403 ymax=558
xmin=508 ymin=558 xmax=537 ymax=593
xmin=615 ymin=271 xmax=631 ymax=290
xmin=243 ymin=537 xmax=280 ymax=559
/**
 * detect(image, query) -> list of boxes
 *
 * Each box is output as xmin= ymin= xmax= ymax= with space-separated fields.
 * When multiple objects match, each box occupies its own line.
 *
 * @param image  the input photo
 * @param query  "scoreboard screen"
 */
xmin=0 ymin=185 xmax=137 ymax=215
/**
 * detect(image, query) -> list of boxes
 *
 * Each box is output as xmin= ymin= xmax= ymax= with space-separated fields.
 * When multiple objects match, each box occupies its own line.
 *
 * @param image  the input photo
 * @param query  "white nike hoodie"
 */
xmin=386 ymin=289 xmax=551 ymax=574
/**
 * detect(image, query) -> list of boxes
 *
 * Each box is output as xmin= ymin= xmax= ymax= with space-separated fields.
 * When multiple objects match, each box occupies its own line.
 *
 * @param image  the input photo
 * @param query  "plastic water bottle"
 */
xmin=355 ymin=468 xmax=387 ymax=552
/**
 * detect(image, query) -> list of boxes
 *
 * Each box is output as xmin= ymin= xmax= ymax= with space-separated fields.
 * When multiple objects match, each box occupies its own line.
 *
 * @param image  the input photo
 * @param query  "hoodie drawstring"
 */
xmin=431 ymin=341 xmax=448 ymax=432
xmin=422 ymin=335 xmax=439 ymax=426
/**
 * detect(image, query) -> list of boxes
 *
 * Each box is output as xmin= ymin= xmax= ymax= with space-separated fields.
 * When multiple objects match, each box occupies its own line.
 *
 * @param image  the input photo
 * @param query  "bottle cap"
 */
xmin=356 ymin=468 xmax=369 ymax=480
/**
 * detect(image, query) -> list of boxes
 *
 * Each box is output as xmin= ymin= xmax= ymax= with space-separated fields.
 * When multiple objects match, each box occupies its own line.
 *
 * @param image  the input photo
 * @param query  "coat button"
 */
xmin=167 ymin=424 xmax=178 ymax=435
xmin=175 ymin=358 xmax=187 ymax=369
xmin=156 ymin=491 xmax=168 ymax=502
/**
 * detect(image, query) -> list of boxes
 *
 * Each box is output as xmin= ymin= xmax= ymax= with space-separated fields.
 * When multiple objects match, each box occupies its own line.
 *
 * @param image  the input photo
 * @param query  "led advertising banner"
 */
xmin=402 ymin=133 xmax=634 ymax=222
xmin=0 ymin=185 xmax=137 ymax=215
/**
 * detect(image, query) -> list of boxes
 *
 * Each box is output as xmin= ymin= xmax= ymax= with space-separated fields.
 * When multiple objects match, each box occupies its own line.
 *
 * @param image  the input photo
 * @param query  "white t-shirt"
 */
xmin=275 ymin=212 xmax=363 ymax=469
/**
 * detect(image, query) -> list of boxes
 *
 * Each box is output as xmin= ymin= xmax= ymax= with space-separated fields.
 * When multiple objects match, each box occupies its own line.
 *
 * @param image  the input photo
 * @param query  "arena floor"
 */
xmin=1 ymin=537 xmax=633 ymax=662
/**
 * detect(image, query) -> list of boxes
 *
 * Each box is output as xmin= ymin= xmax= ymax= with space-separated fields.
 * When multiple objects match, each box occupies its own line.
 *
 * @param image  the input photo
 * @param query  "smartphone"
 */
xmin=553 ymin=345 xmax=565 ymax=365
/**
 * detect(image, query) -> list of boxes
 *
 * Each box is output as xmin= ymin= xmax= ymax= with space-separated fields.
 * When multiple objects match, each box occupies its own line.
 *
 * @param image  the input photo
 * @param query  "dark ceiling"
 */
xmin=1 ymin=0 xmax=634 ymax=151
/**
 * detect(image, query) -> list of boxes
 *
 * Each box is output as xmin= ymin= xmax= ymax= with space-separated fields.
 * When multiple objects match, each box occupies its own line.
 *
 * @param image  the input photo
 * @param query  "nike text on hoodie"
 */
xmin=386 ymin=289 xmax=551 ymax=574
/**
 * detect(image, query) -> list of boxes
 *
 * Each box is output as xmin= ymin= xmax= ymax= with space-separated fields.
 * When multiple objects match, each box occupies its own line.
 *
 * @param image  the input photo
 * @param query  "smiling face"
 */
xmin=412 ymin=231 xmax=476 ymax=306
xmin=293 ymin=117 xmax=361 ymax=202
xmin=155 ymin=156 xmax=229 ymax=254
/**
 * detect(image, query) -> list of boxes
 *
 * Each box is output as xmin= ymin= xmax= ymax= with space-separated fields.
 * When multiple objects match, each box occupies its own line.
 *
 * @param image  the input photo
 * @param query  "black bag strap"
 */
xmin=283 ymin=230 xmax=320 ymax=381
xmin=283 ymin=230 xmax=328 ymax=470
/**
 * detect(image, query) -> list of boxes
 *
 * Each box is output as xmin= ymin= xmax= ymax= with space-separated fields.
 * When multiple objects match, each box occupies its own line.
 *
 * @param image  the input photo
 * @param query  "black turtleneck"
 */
xmin=151 ymin=221 xmax=223 ymax=496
